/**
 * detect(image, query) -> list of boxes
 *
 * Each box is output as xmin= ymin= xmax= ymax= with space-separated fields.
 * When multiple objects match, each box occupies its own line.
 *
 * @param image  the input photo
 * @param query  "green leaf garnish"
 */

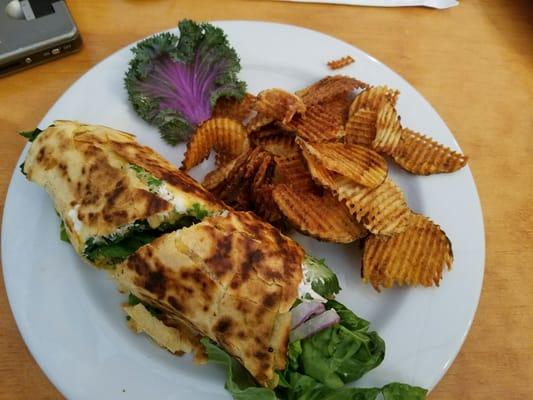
xmin=301 ymin=255 xmax=341 ymax=298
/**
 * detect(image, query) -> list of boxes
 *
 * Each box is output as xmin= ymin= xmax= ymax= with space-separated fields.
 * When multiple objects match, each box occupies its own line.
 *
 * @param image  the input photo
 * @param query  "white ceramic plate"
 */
xmin=2 ymin=21 xmax=484 ymax=399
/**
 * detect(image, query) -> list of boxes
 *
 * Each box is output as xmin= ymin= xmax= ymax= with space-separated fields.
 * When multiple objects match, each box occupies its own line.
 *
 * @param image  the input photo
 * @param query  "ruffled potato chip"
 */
xmin=297 ymin=140 xmax=387 ymax=188
xmin=272 ymin=184 xmax=367 ymax=243
xmin=362 ymin=214 xmax=453 ymax=291
xmin=181 ymin=118 xmax=249 ymax=171
xmin=295 ymin=75 xmax=368 ymax=106
xmin=255 ymin=88 xmax=306 ymax=124
xmin=391 ymin=128 xmax=468 ymax=175
xmin=349 ymin=86 xmax=400 ymax=116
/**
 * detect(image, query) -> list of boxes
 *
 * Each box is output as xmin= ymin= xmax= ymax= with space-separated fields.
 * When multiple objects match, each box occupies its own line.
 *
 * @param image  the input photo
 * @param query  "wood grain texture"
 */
xmin=0 ymin=0 xmax=532 ymax=398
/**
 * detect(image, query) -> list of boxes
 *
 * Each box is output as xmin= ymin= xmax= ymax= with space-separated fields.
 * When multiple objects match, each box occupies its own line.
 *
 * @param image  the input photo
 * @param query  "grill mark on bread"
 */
xmin=262 ymin=292 xmax=277 ymax=308
xmin=129 ymin=252 xmax=150 ymax=276
xmin=144 ymin=269 xmax=167 ymax=299
xmin=168 ymin=296 xmax=184 ymax=313
xmin=106 ymin=181 xmax=126 ymax=207
xmin=214 ymin=316 xmax=233 ymax=334
xmin=205 ymin=233 xmax=233 ymax=278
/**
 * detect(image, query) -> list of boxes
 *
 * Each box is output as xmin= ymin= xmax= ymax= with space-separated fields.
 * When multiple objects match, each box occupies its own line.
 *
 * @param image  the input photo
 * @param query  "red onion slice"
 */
xmin=291 ymin=301 xmax=326 ymax=329
xmin=289 ymin=309 xmax=341 ymax=343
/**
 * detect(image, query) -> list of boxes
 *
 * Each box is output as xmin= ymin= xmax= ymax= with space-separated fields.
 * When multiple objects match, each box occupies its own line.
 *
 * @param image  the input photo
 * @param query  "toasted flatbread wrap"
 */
xmin=22 ymin=121 xmax=224 ymax=267
xmin=114 ymin=211 xmax=305 ymax=387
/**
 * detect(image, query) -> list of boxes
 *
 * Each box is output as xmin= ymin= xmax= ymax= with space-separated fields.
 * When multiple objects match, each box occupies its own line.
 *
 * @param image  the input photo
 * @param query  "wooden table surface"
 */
xmin=1 ymin=0 xmax=532 ymax=399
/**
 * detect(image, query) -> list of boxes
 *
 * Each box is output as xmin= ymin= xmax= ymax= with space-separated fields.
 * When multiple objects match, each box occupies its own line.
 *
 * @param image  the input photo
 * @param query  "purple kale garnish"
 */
xmin=125 ymin=20 xmax=246 ymax=145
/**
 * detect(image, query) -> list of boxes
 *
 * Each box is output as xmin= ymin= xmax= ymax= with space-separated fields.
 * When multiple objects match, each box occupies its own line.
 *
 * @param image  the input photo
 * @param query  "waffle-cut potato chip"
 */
xmin=202 ymin=154 xmax=243 ymax=191
xmin=295 ymin=75 xmax=368 ymax=106
xmin=273 ymin=184 xmax=367 ymax=243
xmin=327 ymin=56 xmax=355 ymax=70
xmin=284 ymin=103 xmax=344 ymax=142
xmin=297 ymin=140 xmax=387 ymax=188
xmin=275 ymin=154 xmax=316 ymax=192
xmin=212 ymin=93 xmax=256 ymax=123
xmin=344 ymin=108 xmax=377 ymax=146
xmin=248 ymin=123 xmax=288 ymax=139
xmin=301 ymin=148 xmax=338 ymax=190
xmin=321 ymin=93 xmax=353 ymax=125
xmin=338 ymin=177 xmax=412 ymax=236
xmin=362 ymin=214 xmax=453 ymax=290
xmin=182 ymin=118 xmax=249 ymax=171
xmin=213 ymin=148 xmax=267 ymax=209
xmin=300 ymin=148 xmax=409 ymax=235
xmin=239 ymin=149 xmax=272 ymax=185
xmin=216 ymin=151 xmax=238 ymax=168
xmin=255 ymin=88 xmax=306 ymax=124
xmin=391 ymin=128 xmax=468 ymax=175
xmin=254 ymin=134 xmax=298 ymax=157
xmin=245 ymin=112 xmax=274 ymax=133
xmin=349 ymin=86 xmax=400 ymax=117
xmin=252 ymin=153 xmax=276 ymax=191
xmin=252 ymin=183 xmax=284 ymax=226
xmin=203 ymin=150 xmax=253 ymax=192
xmin=205 ymin=150 xmax=273 ymax=212
xmin=372 ymin=101 xmax=402 ymax=155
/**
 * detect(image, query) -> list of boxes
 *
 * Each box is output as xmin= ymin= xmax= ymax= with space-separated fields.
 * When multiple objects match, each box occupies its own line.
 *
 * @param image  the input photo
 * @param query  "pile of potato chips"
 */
xmin=181 ymin=75 xmax=466 ymax=291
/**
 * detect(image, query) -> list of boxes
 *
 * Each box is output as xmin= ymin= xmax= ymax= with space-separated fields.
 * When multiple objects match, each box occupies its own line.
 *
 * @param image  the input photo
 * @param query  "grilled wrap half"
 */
xmin=114 ymin=211 xmax=304 ymax=387
xmin=23 ymin=121 xmax=224 ymax=267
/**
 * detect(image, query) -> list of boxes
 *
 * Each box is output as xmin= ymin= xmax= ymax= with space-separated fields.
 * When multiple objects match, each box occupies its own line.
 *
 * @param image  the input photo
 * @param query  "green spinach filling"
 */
xmin=127 ymin=292 xmax=161 ymax=318
xmin=82 ymin=213 xmax=200 ymax=265
xmin=129 ymin=163 xmax=162 ymax=192
xmin=72 ymin=202 xmax=211 ymax=265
